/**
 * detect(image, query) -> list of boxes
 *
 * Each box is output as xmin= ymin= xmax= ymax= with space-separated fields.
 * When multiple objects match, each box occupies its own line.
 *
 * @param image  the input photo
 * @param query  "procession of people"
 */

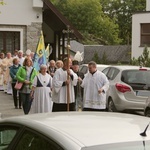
xmin=0 ymin=49 xmax=109 ymax=115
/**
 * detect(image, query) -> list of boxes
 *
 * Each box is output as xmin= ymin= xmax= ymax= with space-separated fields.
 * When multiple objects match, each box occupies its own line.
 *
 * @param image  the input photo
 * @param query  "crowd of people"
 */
xmin=0 ymin=50 xmax=109 ymax=115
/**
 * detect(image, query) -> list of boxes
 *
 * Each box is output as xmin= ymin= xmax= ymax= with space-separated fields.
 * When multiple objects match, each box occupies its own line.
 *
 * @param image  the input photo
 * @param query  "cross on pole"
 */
xmin=62 ymin=25 xmax=74 ymax=111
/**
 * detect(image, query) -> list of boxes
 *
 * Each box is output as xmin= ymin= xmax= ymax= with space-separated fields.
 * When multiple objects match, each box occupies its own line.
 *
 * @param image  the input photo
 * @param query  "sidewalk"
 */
xmin=0 ymin=91 xmax=24 ymax=119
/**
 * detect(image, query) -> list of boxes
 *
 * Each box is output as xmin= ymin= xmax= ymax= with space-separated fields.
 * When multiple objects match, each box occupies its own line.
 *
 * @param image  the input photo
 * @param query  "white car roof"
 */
xmin=106 ymin=65 xmax=150 ymax=70
xmin=80 ymin=64 xmax=110 ymax=71
xmin=1 ymin=112 xmax=150 ymax=149
xmin=81 ymin=64 xmax=109 ymax=67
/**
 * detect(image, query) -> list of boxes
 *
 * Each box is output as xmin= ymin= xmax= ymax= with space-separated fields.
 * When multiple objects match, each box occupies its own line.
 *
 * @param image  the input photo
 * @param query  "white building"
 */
xmin=132 ymin=0 xmax=150 ymax=59
xmin=0 ymin=0 xmax=82 ymax=60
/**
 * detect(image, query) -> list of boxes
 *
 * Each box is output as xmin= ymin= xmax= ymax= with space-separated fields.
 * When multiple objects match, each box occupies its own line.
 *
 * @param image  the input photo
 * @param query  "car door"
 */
xmin=0 ymin=124 xmax=21 ymax=150
xmin=0 ymin=123 xmax=64 ymax=150
xmin=13 ymin=127 xmax=64 ymax=150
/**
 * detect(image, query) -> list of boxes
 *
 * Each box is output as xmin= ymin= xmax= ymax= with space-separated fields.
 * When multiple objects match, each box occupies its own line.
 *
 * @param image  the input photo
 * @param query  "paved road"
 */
xmin=0 ymin=90 xmax=144 ymax=119
xmin=0 ymin=91 xmax=24 ymax=119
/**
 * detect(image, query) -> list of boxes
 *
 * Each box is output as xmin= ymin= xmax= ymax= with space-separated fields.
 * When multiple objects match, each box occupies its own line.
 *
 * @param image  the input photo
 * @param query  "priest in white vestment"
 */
xmin=81 ymin=61 xmax=109 ymax=111
xmin=1 ymin=52 xmax=13 ymax=93
xmin=17 ymin=50 xmax=25 ymax=66
xmin=52 ymin=58 xmax=78 ymax=111
xmin=0 ymin=53 xmax=5 ymax=91
xmin=30 ymin=65 xmax=53 ymax=113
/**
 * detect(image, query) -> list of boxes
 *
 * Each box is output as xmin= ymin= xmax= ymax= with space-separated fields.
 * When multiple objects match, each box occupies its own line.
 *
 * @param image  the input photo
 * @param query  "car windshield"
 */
xmin=82 ymin=140 xmax=150 ymax=150
xmin=121 ymin=70 xmax=150 ymax=85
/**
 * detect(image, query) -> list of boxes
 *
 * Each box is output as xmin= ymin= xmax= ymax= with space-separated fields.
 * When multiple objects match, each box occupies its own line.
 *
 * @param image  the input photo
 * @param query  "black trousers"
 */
xmin=11 ymin=83 xmax=22 ymax=108
xmin=52 ymin=103 xmax=75 ymax=112
xmin=20 ymin=93 xmax=32 ymax=114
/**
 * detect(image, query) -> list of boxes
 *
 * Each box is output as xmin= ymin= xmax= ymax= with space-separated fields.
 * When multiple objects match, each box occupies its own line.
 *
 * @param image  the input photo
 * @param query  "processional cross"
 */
xmin=62 ymin=25 xmax=74 ymax=111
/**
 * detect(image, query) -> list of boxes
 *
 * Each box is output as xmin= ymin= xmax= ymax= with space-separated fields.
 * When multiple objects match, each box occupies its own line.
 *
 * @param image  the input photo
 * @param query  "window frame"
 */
xmin=0 ymin=123 xmax=65 ymax=150
xmin=13 ymin=127 xmax=65 ymax=150
xmin=0 ymin=123 xmax=23 ymax=150
xmin=140 ymin=23 xmax=150 ymax=47
xmin=0 ymin=31 xmax=21 ymax=54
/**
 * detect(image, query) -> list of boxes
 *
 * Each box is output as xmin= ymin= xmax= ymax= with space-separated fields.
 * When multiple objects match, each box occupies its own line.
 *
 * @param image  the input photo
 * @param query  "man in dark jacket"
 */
xmin=72 ymin=60 xmax=84 ymax=111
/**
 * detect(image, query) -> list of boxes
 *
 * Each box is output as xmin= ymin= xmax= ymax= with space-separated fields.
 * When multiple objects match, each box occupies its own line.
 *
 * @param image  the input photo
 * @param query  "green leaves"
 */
xmin=101 ymin=0 xmax=146 ymax=45
xmin=50 ymin=0 xmax=145 ymax=45
xmin=51 ymin=0 xmax=121 ymax=45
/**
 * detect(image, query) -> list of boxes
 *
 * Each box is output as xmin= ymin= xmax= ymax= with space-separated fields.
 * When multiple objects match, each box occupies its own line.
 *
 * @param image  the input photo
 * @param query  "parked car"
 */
xmin=79 ymin=64 xmax=109 ymax=75
xmin=144 ymin=97 xmax=150 ymax=117
xmin=102 ymin=65 xmax=150 ymax=112
xmin=0 ymin=112 xmax=150 ymax=150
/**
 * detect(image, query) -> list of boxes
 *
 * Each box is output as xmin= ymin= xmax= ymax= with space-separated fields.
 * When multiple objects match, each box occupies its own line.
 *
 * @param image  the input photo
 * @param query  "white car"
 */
xmin=79 ymin=64 xmax=109 ymax=75
xmin=0 ymin=112 xmax=150 ymax=150
xmin=102 ymin=65 xmax=150 ymax=112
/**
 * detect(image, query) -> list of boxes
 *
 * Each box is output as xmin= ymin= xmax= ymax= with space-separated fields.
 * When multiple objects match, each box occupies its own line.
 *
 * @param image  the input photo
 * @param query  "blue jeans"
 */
xmin=20 ymin=93 xmax=32 ymax=114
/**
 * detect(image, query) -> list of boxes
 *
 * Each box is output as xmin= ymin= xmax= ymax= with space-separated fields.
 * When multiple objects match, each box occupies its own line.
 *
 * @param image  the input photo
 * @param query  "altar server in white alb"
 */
xmin=52 ymin=58 xmax=78 ymax=111
xmin=81 ymin=61 xmax=109 ymax=111
xmin=30 ymin=64 xmax=53 ymax=113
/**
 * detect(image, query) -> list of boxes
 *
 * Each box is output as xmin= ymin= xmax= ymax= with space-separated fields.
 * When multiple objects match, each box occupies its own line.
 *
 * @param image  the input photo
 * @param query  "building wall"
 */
xmin=0 ymin=0 xmax=43 ymax=52
xmin=27 ymin=22 xmax=42 ymax=52
xmin=131 ymin=13 xmax=150 ymax=59
xmin=146 ymin=0 xmax=150 ymax=11
xmin=0 ymin=0 xmax=42 ymax=25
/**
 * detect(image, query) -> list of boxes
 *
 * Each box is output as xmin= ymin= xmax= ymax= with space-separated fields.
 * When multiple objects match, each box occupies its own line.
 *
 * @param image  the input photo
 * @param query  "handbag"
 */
xmin=14 ymin=81 xmax=23 ymax=90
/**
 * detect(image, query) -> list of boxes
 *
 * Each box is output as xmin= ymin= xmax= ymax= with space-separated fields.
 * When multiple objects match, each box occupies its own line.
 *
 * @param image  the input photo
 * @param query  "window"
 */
xmin=141 ymin=23 xmax=150 ymax=46
xmin=15 ymin=129 xmax=64 ymax=150
xmin=80 ymin=66 xmax=88 ymax=74
xmin=102 ymin=67 xmax=110 ymax=76
xmin=0 ymin=31 xmax=20 ymax=53
xmin=0 ymin=126 xmax=18 ymax=150
xmin=106 ymin=68 xmax=119 ymax=80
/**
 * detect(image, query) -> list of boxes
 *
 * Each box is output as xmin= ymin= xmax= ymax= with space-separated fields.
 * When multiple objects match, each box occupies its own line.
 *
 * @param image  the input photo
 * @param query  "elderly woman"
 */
xmin=16 ymin=58 xmax=37 ymax=114
xmin=56 ymin=60 xmax=63 ymax=69
xmin=30 ymin=64 xmax=53 ymax=113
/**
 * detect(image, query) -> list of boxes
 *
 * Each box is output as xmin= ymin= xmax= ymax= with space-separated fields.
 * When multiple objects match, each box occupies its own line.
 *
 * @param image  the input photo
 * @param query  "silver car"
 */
xmin=102 ymin=65 xmax=150 ymax=112
xmin=0 ymin=112 xmax=150 ymax=150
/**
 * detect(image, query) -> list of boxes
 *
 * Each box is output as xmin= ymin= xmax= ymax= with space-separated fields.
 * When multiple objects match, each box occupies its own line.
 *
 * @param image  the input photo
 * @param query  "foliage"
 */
xmin=0 ymin=1 xmax=5 ymax=5
xmin=0 ymin=1 xmax=6 ymax=13
xmin=92 ymin=52 xmax=101 ymax=64
xmin=50 ymin=0 xmax=146 ymax=45
xmin=101 ymin=51 xmax=108 ymax=64
xmin=50 ymin=0 xmax=121 ymax=45
xmin=130 ymin=46 xmax=150 ymax=67
xmin=130 ymin=57 xmax=139 ymax=66
xmin=92 ymin=51 xmax=108 ymax=64
xmin=101 ymin=0 xmax=146 ymax=45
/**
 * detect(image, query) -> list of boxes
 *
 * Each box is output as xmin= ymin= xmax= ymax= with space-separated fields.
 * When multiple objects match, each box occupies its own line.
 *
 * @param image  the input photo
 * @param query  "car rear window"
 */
xmin=121 ymin=70 xmax=150 ymax=84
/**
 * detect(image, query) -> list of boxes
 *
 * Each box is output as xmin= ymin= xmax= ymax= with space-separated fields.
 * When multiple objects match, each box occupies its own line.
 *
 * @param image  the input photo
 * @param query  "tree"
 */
xmin=0 ymin=0 xmax=5 ymax=13
xmin=0 ymin=1 xmax=5 ymax=6
xmin=140 ymin=46 xmax=150 ymax=67
xmin=131 ymin=46 xmax=150 ymax=67
xmin=101 ymin=51 xmax=108 ymax=64
xmin=51 ymin=0 xmax=121 ymax=45
xmin=92 ymin=52 xmax=101 ymax=64
xmin=101 ymin=0 xmax=146 ymax=45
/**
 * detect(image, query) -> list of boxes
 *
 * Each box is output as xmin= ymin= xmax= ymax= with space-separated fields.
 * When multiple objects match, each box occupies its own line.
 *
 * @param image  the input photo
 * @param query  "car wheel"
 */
xmin=145 ymin=109 xmax=150 ymax=117
xmin=108 ymin=98 xmax=117 ymax=112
